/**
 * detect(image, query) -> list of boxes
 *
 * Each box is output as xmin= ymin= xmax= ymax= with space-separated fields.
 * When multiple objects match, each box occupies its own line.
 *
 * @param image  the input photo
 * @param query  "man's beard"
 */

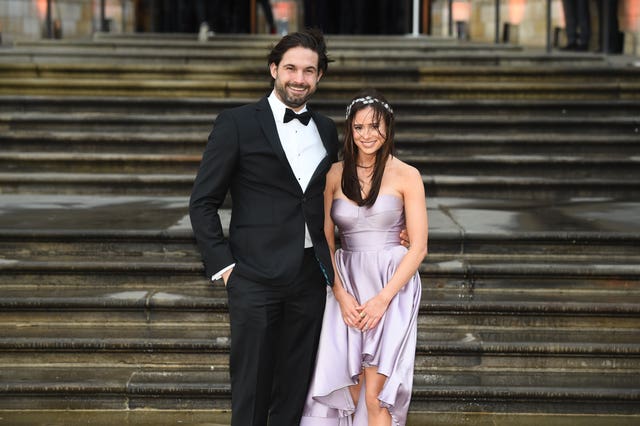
xmin=275 ymin=81 xmax=316 ymax=109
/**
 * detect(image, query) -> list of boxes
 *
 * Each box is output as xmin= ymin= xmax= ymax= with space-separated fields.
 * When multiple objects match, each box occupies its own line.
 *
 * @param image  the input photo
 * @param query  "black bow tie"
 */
xmin=283 ymin=108 xmax=312 ymax=125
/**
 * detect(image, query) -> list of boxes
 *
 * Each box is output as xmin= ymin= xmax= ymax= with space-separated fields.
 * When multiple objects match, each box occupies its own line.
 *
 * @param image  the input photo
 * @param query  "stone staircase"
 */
xmin=0 ymin=34 xmax=639 ymax=424
xmin=1 ymin=95 xmax=639 ymax=199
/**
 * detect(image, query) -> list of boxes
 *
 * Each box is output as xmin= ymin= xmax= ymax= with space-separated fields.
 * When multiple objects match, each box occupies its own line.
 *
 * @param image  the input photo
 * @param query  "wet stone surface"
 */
xmin=0 ymin=195 xmax=192 ymax=231
xmin=1 ymin=194 xmax=639 ymax=237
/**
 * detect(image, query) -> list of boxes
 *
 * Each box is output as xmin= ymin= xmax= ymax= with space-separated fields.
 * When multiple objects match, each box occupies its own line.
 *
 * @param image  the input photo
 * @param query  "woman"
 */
xmin=301 ymin=90 xmax=428 ymax=425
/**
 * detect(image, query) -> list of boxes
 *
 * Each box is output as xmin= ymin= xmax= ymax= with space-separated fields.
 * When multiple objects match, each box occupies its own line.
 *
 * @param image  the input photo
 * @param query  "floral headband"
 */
xmin=345 ymin=96 xmax=394 ymax=119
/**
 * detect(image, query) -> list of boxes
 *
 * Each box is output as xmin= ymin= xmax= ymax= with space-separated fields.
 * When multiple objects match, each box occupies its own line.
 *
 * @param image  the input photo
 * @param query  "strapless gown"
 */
xmin=300 ymin=194 xmax=422 ymax=426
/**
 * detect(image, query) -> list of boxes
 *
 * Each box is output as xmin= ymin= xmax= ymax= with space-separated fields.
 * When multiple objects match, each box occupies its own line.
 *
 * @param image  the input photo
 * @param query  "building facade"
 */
xmin=1 ymin=0 xmax=638 ymax=55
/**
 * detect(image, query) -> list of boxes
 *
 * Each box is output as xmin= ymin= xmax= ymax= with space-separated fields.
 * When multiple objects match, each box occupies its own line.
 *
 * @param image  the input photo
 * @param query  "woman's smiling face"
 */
xmin=352 ymin=106 xmax=387 ymax=156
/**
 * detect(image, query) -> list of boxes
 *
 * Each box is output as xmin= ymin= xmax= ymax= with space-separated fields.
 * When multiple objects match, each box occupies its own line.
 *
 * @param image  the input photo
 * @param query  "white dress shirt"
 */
xmin=212 ymin=91 xmax=327 ymax=281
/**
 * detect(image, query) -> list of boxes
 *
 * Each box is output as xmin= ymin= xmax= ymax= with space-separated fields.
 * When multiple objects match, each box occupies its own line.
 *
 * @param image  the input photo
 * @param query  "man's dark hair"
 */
xmin=267 ymin=28 xmax=331 ymax=75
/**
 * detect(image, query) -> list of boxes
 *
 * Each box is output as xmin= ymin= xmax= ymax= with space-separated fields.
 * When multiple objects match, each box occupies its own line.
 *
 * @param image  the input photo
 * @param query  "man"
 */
xmin=189 ymin=29 xmax=339 ymax=426
xmin=561 ymin=0 xmax=591 ymax=51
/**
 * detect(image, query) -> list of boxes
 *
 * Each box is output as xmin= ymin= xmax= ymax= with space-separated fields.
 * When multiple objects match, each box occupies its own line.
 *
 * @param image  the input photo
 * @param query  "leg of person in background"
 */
xmin=258 ymin=0 xmax=276 ymax=34
xmin=176 ymin=0 xmax=186 ymax=32
xmin=376 ymin=0 xmax=403 ymax=35
xmin=211 ymin=0 xmax=230 ymax=33
xmin=376 ymin=0 xmax=387 ymax=35
xmin=599 ymin=0 xmax=623 ymax=53
xmin=160 ymin=0 xmax=173 ymax=32
xmin=195 ymin=0 xmax=206 ymax=26
xmin=338 ymin=0 xmax=353 ymax=34
xmin=611 ymin=0 xmax=623 ymax=53
xmin=322 ymin=1 xmax=334 ymax=33
xmin=195 ymin=0 xmax=210 ymax=39
xmin=575 ymin=0 xmax=591 ymax=50
xmin=354 ymin=0 xmax=366 ymax=34
xmin=303 ymin=0 xmax=316 ymax=29
xmin=226 ymin=0 xmax=245 ymax=33
xmin=561 ymin=0 xmax=579 ymax=49
xmin=237 ymin=0 xmax=251 ymax=33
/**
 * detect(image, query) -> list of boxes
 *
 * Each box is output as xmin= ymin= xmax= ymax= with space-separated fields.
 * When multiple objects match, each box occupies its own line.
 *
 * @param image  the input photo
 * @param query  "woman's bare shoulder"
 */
xmin=328 ymin=161 xmax=344 ymax=177
xmin=326 ymin=161 xmax=344 ymax=185
xmin=390 ymin=157 xmax=421 ymax=182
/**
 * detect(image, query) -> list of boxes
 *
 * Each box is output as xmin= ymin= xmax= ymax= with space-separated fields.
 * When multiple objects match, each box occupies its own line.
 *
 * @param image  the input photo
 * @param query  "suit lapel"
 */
xmin=256 ymin=97 xmax=292 ymax=173
xmin=307 ymin=110 xmax=336 ymax=188
xmin=312 ymin=111 xmax=337 ymax=161
xmin=256 ymin=97 xmax=335 ymax=191
xmin=308 ymin=155 xmax=331 ymax=187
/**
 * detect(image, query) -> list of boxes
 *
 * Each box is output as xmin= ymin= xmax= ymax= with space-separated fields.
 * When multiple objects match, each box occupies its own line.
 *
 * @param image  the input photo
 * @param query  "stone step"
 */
xmin=1 ymin=366 xmax=638 ymax=413
xmin=13 ymin=35 xmax=514 ymax=54
xmin=406 ymin=155 xmax=640 ymax=179
xmin=2 ymin=112 xmax=637 ymax=134
xmin=0 ymin=410 xmax=637 ymax=426
xmin=424 ymin=176 xmax=640 ymax=199
xmin=0 ymin=153 xmax=197 ymax=174
xmin=397 ymin=134 xmax=640 ymax=156
xmin=0 ymin=366 xmax=229 ymax=410
xmin=1 ymin=172 xmax=638 ymax=198
xmin=2 ymin=259 xmax=639 ymax=289
xmin=408 ymin=372 xmax=640 ymax=414
xmin=2 ymin=256 xmax=639 ymax=301
xmin=0 ymin=410 xmax=229 ymax=426
xmin=7 ymin=51 xmax=602 ymax=68
xmin=2 ymin=270 xmax=639 ymax=299
xmin=3 ymin=96 xmax=639 ymax=117
xmin=0 ymin=43 xmax=605 ymax=67
xmin=1 ymin=195 xmax=638 ymax=257
xmin=4 ymin=312 xmax=638 ymax=344
xmin=1 ymin=281 xmax=638 ymax=319
xmin=3 ymin=62 xmax=638 ymax=84
xmin=2 ymin=331 xmax=639 ymax=372
xmin=13 ymin=35 xmax=517 ymax=51
xmin=1 ymin=152 xmax=638 ymax=180
xmin=2 ymin=77 xmax=638 ymax=100
xmin=1 ymin=228 xmax=638 ymax=261
xmin=2 ymin=131 xmax=639 ymax=157
xmin=1 ymin=325 xmax=638 ymax=369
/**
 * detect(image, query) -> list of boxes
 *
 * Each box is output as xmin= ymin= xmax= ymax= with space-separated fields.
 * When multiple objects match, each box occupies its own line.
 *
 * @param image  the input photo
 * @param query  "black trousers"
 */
xmin=599 ymin=0 xmax=623 ymax=53
xmin=562 ymin=0 xmax=591 ymax=46
xmin=226 ymin=248 xmax=327 ymax=426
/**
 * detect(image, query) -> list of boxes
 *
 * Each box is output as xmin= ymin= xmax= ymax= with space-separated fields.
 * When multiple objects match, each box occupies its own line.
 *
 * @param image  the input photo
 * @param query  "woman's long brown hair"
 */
xmin=341 ymin=89 xmax=395 ymax=207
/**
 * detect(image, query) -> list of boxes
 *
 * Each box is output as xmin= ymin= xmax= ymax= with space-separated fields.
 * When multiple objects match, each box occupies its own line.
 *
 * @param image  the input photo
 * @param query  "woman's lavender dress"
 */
xmin=300 ymin=194 xmax=422 ymax=426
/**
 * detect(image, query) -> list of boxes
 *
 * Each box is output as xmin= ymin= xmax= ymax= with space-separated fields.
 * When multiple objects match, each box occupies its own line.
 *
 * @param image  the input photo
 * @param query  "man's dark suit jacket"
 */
xmin=190 ymin=96 xmax=339 ymax=286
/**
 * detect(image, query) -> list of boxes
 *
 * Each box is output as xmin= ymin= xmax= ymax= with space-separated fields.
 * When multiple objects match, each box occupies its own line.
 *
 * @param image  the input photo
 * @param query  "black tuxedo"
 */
xmin=190 ymin=96 xmax=337 ymax=285
xmin=190 ymin=95 xmax=339 ymax=425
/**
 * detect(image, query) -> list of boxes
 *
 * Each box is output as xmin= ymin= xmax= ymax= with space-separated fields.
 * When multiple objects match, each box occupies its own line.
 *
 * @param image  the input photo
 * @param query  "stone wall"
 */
xmin=429 ymin=0 xmax=639 ymax=55
xmin=430 ymin=0 xmax=566 ymax=46
xmin=1 ymin=0 xmax=638 ymax=56
xmin=620 ymin=0 xmax=640 ymax=54
xmin=0 ymin=0 xmax=134 ymax=42
xmin=0 ymin=0 xmax=42 ymax=40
